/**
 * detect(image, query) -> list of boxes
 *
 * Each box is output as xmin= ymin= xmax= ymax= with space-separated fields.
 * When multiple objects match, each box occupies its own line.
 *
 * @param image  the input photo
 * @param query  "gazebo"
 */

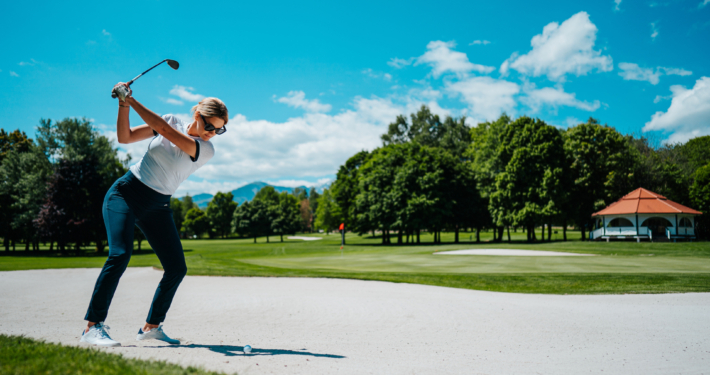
xmin=590 ymin=188 xmax=702 ymax=242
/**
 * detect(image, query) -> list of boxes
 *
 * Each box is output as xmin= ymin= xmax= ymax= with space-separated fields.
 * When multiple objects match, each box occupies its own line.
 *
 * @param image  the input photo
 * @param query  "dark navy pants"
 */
xmin=85 ymin=171 xmax=186 ymax=325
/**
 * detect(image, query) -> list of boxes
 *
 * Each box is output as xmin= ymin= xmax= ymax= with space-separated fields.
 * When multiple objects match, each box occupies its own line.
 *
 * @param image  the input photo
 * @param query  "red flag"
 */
xmin=339 ymin=223 xmax=344 ymax=231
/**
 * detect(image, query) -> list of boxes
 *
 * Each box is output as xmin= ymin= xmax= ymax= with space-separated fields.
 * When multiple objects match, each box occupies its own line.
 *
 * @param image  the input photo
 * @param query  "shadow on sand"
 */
xmin=141 ymin=343 xmax=345 ymax=358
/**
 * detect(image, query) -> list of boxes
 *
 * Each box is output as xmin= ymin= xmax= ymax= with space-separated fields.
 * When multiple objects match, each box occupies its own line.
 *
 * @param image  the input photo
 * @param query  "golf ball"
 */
xmin=244 ymin=345 xmax=252 ymax=354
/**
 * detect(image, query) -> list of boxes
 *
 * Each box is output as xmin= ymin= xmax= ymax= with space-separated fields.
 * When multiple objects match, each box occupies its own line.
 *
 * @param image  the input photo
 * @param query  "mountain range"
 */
xmin=184 ymin=181 xmax=329 ymax=208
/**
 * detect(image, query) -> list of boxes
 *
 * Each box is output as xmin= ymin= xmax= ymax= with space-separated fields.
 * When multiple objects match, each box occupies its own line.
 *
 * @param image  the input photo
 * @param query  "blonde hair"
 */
xmin=192 ymin=97 xmax=229 ymax=124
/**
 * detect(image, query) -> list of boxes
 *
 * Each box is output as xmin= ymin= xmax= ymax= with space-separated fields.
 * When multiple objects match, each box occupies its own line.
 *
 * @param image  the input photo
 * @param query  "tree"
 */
xmin=690 ymin=163 xmax=710 ymax=240
xmin=381 ymin=105 xmax=471 ymax=158
xmin=331 ymin=151 xmax=370 ymax=233
xmin=0 ymin=145 xmax=52 ymax=251
xmin=0 ymin=129 xmax=36 ymax=251
xmin=490 ymin=116 xmax=566 ymax=241
xmin=33 ymin=118 xmax=127 ymax=252
xmin=448 ymin=161 xmax=486 ymax=243
xmin=254 ymin=186 xmax=280 ymax=205
xmin=466 ymin=114 xmax=511 ymax=240
xmin=356 ymin=145 xmax=407 ymax=244
xmin=35 ymin=157 xmax=105 ymax=254
xmin=292 ymin=187 xmax=308 ymax=201
xmin=272 ymin=192 xmax=301 ymax=241
xmin=314 ymin=189 xmax=342 ymax=233
xmin=0 ymin=129 xmax=33 ymax=163
xmin=182 ymin=208 xmax=210 ymax=238
xmin=563 ymin=119 xmax=635 ymax=240
xmin=309 ymin=188 xmax=320 ymax=225
xmin=299 ymin=199 xmax=312 ymax=232
xmin=170 ymin=197 xmax=185 ymax=237
xmin=206 ymin=192 xmax=238 ymax=238
xmin=232 ymin=200 xmax=272 ymax=242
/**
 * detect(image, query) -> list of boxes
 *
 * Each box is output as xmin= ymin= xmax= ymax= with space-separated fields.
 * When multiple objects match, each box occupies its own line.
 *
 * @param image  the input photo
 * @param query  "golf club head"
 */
xmin=167 ymin=59 xmax=179 ymax=70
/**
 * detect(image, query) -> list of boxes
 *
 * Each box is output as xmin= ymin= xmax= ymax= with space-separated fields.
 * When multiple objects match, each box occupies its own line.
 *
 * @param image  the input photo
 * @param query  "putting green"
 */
xmin=241 ymin=253 xmax=710 ymax=274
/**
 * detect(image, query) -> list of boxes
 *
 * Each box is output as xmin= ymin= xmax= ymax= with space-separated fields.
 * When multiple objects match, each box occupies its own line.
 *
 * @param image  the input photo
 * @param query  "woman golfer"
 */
xmin=80 ymin=83 xmax=228 ymax=347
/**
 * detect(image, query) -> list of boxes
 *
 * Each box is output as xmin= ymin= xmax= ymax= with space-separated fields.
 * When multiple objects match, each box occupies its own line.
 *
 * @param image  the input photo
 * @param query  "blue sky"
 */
xmin=2 ymin=0 xmax=709 ymax=196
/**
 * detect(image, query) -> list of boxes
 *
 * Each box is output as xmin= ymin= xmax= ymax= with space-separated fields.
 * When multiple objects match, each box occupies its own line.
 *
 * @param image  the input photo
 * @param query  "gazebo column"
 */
xmin=602 ymin=216 xmax=606 ymax=236
xmin=635 ymin=214 xmax=639 ymax=234
xmin=675 ymin=214 xmax=678 ymax=237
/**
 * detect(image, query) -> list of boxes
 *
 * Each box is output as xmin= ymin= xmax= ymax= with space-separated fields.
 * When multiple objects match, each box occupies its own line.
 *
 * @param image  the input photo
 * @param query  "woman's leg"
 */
xmin=84 ymin=186 xmax=136 ymax=324
xmin=136 ymin=209 xmax=187 ymax=325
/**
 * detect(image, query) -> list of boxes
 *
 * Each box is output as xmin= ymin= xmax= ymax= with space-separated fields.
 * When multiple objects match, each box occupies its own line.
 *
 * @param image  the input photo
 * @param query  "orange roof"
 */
xmin=592 ymin=188 xmax=702 ymax=216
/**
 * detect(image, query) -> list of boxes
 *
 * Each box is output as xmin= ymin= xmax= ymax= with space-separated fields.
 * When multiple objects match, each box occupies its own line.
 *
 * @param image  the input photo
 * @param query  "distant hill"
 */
xmin=180 ymin=181 xmax=329 ymax=208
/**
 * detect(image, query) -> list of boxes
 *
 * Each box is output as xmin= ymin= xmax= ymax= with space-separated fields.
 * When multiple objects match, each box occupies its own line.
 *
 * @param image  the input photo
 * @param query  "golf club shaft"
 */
xmin=127 ymin=59 xmax=168 ymax=85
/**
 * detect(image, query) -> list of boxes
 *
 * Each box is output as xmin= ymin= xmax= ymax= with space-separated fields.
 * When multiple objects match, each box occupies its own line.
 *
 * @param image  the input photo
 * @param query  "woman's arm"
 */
xmin=114 ymin=83 xmax=156 ymax=144
xmin=124 ymin=94 xmax=198 ymax=158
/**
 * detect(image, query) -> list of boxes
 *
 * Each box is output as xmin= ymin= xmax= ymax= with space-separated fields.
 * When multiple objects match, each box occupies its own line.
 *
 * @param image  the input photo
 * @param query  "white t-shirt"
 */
xmin=129 ymin=114 xmax=215 ymax=196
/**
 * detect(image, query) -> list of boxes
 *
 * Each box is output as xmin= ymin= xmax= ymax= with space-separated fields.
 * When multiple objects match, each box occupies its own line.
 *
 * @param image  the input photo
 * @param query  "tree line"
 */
xmin=1 ymin=110 xmax=708 ymax=253
xmin=320 ymin=106 xmax=710 ymax=243
xmin=0 ymin=118 xmax=329 ymax=253
xmin=174 ymin=186 xmax=324 ymax=242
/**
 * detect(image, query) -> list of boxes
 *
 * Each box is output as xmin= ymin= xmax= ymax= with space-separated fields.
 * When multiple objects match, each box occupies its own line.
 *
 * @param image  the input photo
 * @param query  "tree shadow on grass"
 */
xmin=140 ymin=344 xmax=345 ymax=358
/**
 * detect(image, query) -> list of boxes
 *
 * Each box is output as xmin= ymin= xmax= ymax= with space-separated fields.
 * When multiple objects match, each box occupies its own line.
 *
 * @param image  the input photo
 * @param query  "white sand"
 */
xmin=1 ymin=268 xmax=708 ymax=375
xmin=434 ymin=249 xmax=595 ymax=256
xmin=287 ymin=236 xmax=322 ymax=241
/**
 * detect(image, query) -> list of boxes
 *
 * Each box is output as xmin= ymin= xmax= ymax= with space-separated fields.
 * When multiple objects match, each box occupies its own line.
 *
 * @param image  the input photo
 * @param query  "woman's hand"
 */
xmin=113 ymin=82 xmax=133 ymax=102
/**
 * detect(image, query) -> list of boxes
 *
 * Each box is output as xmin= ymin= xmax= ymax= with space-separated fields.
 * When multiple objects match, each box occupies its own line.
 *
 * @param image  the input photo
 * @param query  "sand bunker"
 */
xmin=1 ymin=268 xmax=707 ymax=374
xmin=287 ymin=236 xmax=323 ymax=241
xmin=434 ymin=249 xmax=595 ymax=256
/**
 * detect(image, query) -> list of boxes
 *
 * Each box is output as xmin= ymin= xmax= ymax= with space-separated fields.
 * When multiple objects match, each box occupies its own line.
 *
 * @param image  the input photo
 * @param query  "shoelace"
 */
xmin=96 ymin=324 xmax=112 ymax=339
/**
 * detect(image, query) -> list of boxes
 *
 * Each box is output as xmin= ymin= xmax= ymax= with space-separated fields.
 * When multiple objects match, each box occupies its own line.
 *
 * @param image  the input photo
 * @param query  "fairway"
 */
xmin=1 ymin=231 xmax=709 ymax=294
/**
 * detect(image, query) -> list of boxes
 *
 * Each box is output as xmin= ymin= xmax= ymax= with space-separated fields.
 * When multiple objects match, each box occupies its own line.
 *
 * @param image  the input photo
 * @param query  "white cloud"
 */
xmin=10 ymin=71 xmax=19 ymax=77
xmin=469 ymin=40 xmax=491 ymax=45
xmin=18 ymin=59 xmax=38 ymax=66
xmin=614 ymin=0 xmax=622 ymax=11
xmin=699 ymin=0 xmax=709 ymax=8
xmin=651 ymin=22 xmax=659 ymax=40
xmin=644 ymin=77 xmax=710 ymax=143
xmin=128 ymin=92 xmax=448 ymax=187
xmin=662 ymin=67 xmax=693 ymax=76
xmin=169 ymin=85 xmax=205 ymax=102
xmin=362 ymin=68 xmax=392 ymax=82
xmin=276 ymin=91 xmax=332 ymax=113
xmin=415 ymin=40 xmax=495 ymax=78
xmin=192 ymin=96 xmax=428 ymax=183
xmin=618 ymin=63 xmax=661 ymax=84
xmin=654 ymin=94 xmax=671 ymax=103
xmin=446 ymin=76 xmax=520 ymax=121
xmin=387 ymin=57 xmax=414 ymax=69
xmin=522 ymin=84 xmax=600 ymax=112
xmin=618 ymin=62 xmax=693 ymax=85
xmin=504 ymin=12 xmax=613 ymax=81
xmin=102 ymin=29 xmax=111 ymax=36
xmin=161 ymin=97 xmax=184 ymax=106
xmin=265 ymin=178 xmax=332 ymax=188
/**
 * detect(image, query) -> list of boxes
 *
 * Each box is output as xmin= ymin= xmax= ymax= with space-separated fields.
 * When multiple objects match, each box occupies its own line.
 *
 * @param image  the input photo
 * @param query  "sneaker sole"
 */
xmin=80 ymin=340 xmax=121 ymax=347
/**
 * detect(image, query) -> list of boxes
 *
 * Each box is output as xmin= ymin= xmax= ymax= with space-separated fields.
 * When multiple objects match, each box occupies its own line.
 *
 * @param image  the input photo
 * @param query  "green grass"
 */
xmin=0 ymin=334 xmax=223 ymax=375
xmin=1 ymin=230 xmax=709 ymax=294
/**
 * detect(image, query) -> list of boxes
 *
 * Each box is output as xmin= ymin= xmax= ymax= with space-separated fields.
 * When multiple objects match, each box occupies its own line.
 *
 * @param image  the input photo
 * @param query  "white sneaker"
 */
xmin=136 ymin=325 xmax=180 ymax=345
xmin=80 ymin=322 xmax=121 ymax=347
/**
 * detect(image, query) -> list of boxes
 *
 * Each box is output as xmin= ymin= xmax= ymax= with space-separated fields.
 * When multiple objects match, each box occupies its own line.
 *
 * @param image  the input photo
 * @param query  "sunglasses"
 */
xmin=200 ymin=114 xmax=227 ymax=135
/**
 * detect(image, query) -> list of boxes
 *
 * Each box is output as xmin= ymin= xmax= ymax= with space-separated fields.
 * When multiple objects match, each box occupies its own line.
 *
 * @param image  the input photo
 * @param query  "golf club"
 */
xmin=111 ymin=59 xmax=180 ymax=100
